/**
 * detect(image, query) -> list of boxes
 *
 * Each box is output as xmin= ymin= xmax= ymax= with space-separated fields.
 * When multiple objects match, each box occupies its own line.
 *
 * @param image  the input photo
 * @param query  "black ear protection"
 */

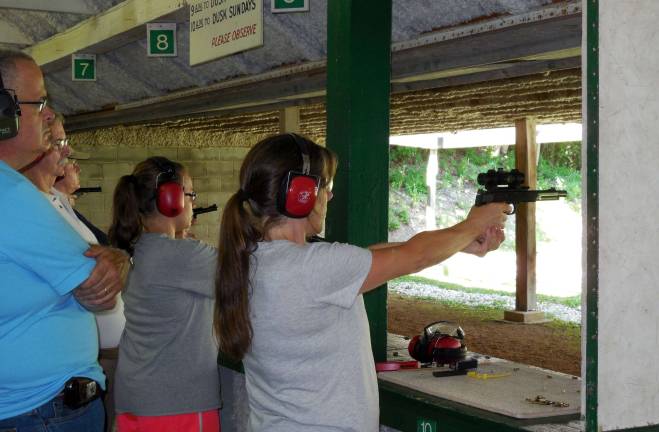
xmin=276 ymin=133 xmax=321 ymax=218
xmin=153 ymin=159 xmax=185 ymax=218
xmin=408 ymin=321 xmax=467 ymax=366
xmin=0 ymin=69 xmax=21 ymax=140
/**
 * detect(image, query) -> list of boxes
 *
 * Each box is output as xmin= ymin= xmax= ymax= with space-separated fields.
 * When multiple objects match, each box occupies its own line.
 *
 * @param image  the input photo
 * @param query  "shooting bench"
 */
xmin=378 ymin=334 xmax=582 ymax=432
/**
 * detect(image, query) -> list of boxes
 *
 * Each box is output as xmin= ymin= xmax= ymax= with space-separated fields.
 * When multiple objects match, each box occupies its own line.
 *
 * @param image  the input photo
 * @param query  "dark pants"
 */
xmin=0 ymin=396 xmax=104 ymax=432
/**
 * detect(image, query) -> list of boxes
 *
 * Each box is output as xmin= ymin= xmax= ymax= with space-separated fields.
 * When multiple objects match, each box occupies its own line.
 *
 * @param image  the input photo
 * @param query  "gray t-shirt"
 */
xmin=244 ymin=240 xmax=377 ymax=432
xmin=114 ymin=233 xmax=220 ymax=416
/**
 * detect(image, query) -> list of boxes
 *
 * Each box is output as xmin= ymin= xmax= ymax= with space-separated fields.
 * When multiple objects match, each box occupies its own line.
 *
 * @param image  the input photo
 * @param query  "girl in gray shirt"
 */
xmin=109 ymin=157 xmax=221 ymax=432
xmin=214 ymin=133 xmax=509 ymax=431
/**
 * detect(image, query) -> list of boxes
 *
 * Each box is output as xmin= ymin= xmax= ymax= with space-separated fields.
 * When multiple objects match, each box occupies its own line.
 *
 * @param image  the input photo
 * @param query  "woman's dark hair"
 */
xmin=108 ymin=156 xmax=184 ymax=255
xmin=214 ymin=133 xmax=337 ymax=361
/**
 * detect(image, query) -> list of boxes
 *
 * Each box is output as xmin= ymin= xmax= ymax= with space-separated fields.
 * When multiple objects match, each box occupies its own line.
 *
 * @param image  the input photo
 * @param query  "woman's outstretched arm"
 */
xmin=360 ymin=202 xmax=509 ymax=293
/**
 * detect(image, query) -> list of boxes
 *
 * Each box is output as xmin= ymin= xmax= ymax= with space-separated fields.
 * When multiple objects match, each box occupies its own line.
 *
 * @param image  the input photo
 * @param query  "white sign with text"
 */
xmin=189 ymin=0 xmax=263 ymax=66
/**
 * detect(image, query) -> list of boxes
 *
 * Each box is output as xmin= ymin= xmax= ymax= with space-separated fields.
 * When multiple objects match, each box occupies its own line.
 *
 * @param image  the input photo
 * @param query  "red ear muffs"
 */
xmin=277 ymin=170 xmax=320 ymax=218
xmin=276 ymin=133 xmax=322 ymax=218
xmin=408 ymin=335 xmax=434 ymax=364
xmin=407 ymin=321 xmax=468 ymax=366
xmin=156 ymin=181 xmax=185 ymax=217
xmin=431 ymin=335 xmax=467 ymax=366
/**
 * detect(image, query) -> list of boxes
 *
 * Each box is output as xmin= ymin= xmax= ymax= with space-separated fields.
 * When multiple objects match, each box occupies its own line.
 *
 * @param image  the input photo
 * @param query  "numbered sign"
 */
xmin=147 ymin=23 xmax=177 ymax=57
xmin=72 ymin=54 xmax=96 ymax=81
xmin=416 ymin=418 xmax=437 ymax=432
xmin=271 ymin=0 xmax=308 ymax=13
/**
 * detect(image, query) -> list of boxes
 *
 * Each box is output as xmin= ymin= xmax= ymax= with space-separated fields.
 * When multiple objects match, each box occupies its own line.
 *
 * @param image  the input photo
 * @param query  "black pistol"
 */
xmin=193 ymin=204 xmax=218 ymax=219
xmin=474 ymin=168 xmax=567 ymax=214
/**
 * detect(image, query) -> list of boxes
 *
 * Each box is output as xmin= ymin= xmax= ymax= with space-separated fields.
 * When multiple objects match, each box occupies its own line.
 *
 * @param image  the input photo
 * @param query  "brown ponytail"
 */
xmin=214 ymin=134 xmax=337 ymax=361
xmin=108 ymin=175 xmax=141 ymax=254
xmin=108 ymin=157 xmax=184 ymax=255
xmin=214 ymin=192 xmax=259 ymax=361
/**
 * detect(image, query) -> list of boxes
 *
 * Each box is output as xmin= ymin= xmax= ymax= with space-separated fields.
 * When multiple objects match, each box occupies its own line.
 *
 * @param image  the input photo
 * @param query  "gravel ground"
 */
xmin=389 ymin=280 xmax=581 ymax=324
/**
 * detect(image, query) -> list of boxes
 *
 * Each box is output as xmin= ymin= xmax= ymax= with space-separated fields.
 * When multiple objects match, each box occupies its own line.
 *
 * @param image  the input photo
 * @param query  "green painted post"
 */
xmin=585 ymin=1 xmax=599 ymax=431
xmin=326 ymin=1 xmax=392 ymax=362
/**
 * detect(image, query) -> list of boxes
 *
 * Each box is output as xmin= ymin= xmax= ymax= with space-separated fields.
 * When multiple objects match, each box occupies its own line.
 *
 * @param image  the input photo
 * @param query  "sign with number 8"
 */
xmin=272 ymin=0 xmax=308 ymax=13
xmin=147 ymin=23 xmax=177 ymax=57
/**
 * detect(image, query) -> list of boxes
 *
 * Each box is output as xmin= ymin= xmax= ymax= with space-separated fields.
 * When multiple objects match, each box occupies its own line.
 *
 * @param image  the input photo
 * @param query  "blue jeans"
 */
xmin=0 ymin=396 xmax=104 ymax=432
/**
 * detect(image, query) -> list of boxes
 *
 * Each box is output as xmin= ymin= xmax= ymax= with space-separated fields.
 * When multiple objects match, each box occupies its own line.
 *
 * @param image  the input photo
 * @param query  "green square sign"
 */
xmin=72 ymin=54 xmax=96 ymax=81
xmin=416 ymin=418 xmax=437 ymax=432
xmin=147 ymin=23 xmax=177 ymax=57
xmin=272 ymin=0 xmax=308 ymax=13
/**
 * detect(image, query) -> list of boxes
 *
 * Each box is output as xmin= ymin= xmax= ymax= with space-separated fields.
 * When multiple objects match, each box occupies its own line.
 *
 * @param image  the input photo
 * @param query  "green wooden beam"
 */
xmin=325 ymin=0 xmax=392 ymax=362
xmin=585 ymin=1 xmax=599 ymax=431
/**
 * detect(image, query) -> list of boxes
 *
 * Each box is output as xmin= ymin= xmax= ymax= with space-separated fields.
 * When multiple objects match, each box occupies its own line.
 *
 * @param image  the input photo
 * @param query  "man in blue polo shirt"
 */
xmin=0 ymin=50 xmax=124 ymax=432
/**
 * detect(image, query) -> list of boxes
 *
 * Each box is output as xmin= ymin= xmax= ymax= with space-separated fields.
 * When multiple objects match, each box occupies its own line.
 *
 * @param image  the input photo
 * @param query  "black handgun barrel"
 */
xmin=536 ymin=189 xmax=568 ymax=201
xmin=475 ymin=188 xmax=567 ymax=206
xmin=74 ymin=186 xmax=102 ymax=195
xmin=193 ymin=204 xmax=218 ymax=217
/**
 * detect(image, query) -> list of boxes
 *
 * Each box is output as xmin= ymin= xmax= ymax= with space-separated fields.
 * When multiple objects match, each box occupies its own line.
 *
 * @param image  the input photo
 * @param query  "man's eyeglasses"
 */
xmin=52 ymin=138 xmax=69 ymax=150
xmin=184 ymin=192 xmax=197 ymax=202
xmin=17 ymin=96 xmax=48 ymax=113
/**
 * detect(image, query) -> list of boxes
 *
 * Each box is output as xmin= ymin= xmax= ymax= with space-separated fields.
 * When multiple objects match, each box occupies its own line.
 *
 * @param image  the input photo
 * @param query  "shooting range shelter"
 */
xmin=3 ymin=0 xmax=658 ymax=430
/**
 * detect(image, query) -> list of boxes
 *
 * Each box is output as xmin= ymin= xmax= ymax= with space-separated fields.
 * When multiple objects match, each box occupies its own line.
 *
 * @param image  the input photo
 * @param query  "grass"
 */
xmin=390 ymin=277 xmax=582 ymax=335
xmin=387 ymin=143 xmax=582 ymax=327
xmin=388 ymin=206 xmax=411 ymax=231
xmin=388 ymin=142 xmax=583 ymax=233
xmin=390 ymin=291 xmax=508 ymax=319
xmin=544 ymin=317 xmax=582 ymax=333
xmin=434 ymin=147 xmax=581 ymax=204
xmin=389 ymin=146 xmax=429 ymax=203
xmin=388 ymin=208 xmax=400 ymax=231
xmin=390 ymin=290 xmax=581 ymax=340
xmin=392 ymin=275 xmax=581 ymax=309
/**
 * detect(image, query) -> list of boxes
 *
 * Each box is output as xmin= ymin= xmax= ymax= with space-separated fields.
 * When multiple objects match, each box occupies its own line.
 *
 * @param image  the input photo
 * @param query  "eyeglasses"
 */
xmin=17 ymin=96 xmax=48 ymax=113
xmin=52 ymin=138 xmax=69 ymax=150
xmin=184 ymin=192 xmax=197 ymax=201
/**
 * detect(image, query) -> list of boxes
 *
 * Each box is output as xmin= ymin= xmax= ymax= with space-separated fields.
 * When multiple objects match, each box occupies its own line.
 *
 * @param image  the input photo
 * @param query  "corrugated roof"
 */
xmin=0 ymin=0 xmax=581 ymax=132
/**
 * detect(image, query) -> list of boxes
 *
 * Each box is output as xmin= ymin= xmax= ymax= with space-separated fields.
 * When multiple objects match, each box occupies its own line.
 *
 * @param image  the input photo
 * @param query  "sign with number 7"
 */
xmin=72 ymin=54 xmax=96 ymax=81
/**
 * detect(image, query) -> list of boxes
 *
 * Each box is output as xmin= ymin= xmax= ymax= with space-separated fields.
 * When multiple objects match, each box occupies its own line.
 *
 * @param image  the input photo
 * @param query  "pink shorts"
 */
xmin=117 ymin=409 xmax=220 ymax=432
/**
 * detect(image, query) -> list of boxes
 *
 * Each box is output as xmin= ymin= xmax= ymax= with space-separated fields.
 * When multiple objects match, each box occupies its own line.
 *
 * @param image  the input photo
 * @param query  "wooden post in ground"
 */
xmin=279 ymin=107 xmax=300 ymax=133
xmin=504 ymin=117 xmax=546 ymax=323
xmin=425 ymin=147 xmax=438 ymax=230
